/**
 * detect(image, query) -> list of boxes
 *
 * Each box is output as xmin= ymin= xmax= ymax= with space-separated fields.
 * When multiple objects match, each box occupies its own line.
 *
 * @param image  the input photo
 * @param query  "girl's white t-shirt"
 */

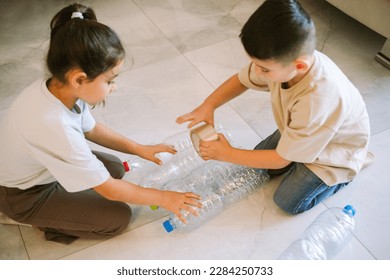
xmin=238 ymin=51 xmax=370 ymax=186
xmin=0 ymin=79 xmax=109 ymax=192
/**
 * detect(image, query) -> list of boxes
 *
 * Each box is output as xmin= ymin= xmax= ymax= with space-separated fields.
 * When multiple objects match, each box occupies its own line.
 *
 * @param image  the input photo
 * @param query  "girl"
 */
xmin=0 ymin=3 xmax=200 ymax=244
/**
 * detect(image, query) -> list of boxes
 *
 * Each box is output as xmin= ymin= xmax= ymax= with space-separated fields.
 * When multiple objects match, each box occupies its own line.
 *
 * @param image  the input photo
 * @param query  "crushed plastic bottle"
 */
xmin=278 ymin=205 xmax=356 ymax=260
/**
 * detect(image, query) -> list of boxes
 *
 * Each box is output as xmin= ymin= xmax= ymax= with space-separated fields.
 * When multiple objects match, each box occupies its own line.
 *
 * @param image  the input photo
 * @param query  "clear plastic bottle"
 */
xmin=212 ymin=163 xmax=270 ymax=206
xmin=160 ymin=161 xmax=269 ymax=232
xmin=122 ymin=153 xmax=174 ymax=173
xmin=162 ymin=190 xmax=223 ymax=233
xmin=122 ymin=153 xmax=176 ymax=185
xmin=139 ymin=124 xmax=235 ymax=189
xmin=139 ymin=140 xmax=203 ymax=189
xmin=123 ymin=157 xmax=150 ymax=173
xmin=278 ymin=205 xmax=356 ymax=260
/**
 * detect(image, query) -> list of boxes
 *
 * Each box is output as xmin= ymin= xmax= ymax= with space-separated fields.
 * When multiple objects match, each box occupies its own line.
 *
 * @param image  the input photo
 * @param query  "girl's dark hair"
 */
xmin=240 ymin=0 xmax=316 ymax=64
xmin=47 ymin=3 xmax=125 ymax=83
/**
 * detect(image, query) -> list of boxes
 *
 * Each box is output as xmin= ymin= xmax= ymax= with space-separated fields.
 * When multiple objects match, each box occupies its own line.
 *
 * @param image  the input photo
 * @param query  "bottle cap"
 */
xmin=123 ymin=161 xmax=130 ymax=172
xmin=163 ymin=220 xmax=174 ymax=233
xmin=343 ymin=205 xmax=356 ymax=217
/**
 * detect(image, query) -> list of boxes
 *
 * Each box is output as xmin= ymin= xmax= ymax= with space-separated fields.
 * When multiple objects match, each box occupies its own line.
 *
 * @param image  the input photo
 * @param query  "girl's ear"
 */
xmin=68 ymin=68 xmax=87 ymax=88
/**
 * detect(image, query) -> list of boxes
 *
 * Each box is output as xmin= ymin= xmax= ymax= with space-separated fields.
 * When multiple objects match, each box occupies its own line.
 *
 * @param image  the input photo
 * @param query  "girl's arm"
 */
xmin=84 ymin=123 xmax=176 ymax=164
xmin=84 ymin=123 xmax=140 ymax=154
xmin=93 ymin=177 xmax=201 ymax=223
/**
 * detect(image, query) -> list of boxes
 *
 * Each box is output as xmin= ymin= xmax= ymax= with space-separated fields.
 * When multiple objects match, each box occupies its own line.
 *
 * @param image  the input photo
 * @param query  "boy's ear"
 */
xmin=294 ymin=56 xmax=312 ymax=71
xmin=294 ymin=59 xmax=308 ymax=71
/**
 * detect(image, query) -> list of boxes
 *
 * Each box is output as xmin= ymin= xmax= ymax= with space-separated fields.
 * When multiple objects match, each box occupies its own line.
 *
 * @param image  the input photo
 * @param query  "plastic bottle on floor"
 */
xmin=211 ymin=163 xmax=270 ymax=206
xmin=139 ymin=124 xmax=235 ymax=189
xmin=278 ymin=205 xmax=356 ymax=260
xmin=160 ymin=161 xmax=269 ymax=232
xmin=123 ymin=152 xmax=174 ymax=173
xmin=123 ymin=157 xmax=150 ymax=173
xmin=162 ymin=189 xmax=223 ymax=233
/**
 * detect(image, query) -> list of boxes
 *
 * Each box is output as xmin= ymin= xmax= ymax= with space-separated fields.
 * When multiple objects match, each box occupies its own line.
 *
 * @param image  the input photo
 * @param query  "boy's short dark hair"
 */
xmin=240 ymin=0 xmax=316 ymax=64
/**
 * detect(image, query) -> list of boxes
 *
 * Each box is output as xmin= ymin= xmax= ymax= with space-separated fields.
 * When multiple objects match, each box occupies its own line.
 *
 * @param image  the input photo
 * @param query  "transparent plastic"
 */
xmin=210 ymin=162 xmax=270 ymax=206
xmin=123 ymin=125 xmax=270 ymax=233
xmin=161 ymin=161 xmax=269 ymax=232
xmin=122 ymin=153 xmax=175 ymax=185
xmin=139 ymin=124 xmax=235 ymax=189
xmin=278 ymin=205 xmax=356 ymax=260
xmin=163 ymin=190 xmax=224 ymax=233
xmin=123 ymin=157 xmax=151 ymax=172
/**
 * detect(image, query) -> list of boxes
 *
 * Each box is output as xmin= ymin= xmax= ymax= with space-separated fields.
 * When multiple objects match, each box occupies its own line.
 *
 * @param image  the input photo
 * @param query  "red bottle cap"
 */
xmin=123 ymin=161 xmax=130 ymax=172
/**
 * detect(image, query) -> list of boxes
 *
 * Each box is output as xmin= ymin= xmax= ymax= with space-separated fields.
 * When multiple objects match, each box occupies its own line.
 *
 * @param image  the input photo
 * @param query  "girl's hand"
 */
xmin=138 ymin=143 xmax=177 ymax=165
xmin=176 ymin=103 xmax=215 ymax=128
xmin=160 ymin=190 xmax=202 ymax=223
xmin=199 ymin=133 xmax=232 ymax=161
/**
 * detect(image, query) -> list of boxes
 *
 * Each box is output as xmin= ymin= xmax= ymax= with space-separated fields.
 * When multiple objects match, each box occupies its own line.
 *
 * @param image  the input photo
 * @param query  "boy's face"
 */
xmin=250 ymin=57 xmax=298 ymax=84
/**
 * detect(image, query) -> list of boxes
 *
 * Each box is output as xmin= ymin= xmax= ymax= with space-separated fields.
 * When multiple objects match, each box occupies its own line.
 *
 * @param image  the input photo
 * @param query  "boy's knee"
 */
xmin=273 ymin=192 xmax=303 ymax=215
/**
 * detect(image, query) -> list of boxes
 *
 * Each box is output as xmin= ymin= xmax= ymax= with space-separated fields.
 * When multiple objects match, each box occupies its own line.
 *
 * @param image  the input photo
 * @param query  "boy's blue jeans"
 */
xmin=254 ymin=130 xmax=349 ymax=214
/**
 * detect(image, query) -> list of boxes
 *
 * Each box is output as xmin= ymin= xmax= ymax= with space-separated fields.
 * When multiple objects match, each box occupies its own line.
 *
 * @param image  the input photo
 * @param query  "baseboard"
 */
xmin=375 ymin=52 xmax=390 ymax=70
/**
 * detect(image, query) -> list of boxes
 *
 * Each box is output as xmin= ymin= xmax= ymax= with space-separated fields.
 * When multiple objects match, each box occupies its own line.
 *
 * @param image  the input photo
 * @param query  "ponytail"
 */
xmin=50 ymin=3 xmax=97 ymax=40
xmin=47 ymin=3 xmax=125 ymax=83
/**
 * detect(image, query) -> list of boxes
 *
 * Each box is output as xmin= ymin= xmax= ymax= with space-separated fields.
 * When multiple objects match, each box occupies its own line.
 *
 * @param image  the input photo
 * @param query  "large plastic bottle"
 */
xmin=139 ymin=148 xmax=203 ymax=189
xmin=162 ymin=189 xmax=223 ymax=233
xmin=123 ymin=152 xmax=175 ymax=173
xmin=211 ymin=163 xmax=269 ymax=206
xmin=160 ymin=161 xmax=269 ymax=232
xmin=139 ymin=124 xmax=235 ymax=189
xmin=278 ymin=205 xmax=356 ymax=260
xmin=121 ymin=154 xmax=169 ymax=184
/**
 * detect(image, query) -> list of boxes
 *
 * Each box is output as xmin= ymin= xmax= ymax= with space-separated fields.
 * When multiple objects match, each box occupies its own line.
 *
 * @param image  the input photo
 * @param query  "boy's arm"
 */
xmin=227 ymin=149 xmax=291 ymax=169
xmin=203 ymin=73 xmax=249 ymax=109
xmin=200 ymin=134 xmax=291 ymax=169
xmin=93 ymin=177 xmax=201 ymax=223
xmin=176 ymin=74 xmax=248 ymax=128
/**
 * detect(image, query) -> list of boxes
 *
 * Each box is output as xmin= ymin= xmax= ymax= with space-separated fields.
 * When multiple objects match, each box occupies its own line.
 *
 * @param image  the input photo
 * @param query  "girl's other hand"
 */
xmin=138 ymin=143 xmax=177 ymax=165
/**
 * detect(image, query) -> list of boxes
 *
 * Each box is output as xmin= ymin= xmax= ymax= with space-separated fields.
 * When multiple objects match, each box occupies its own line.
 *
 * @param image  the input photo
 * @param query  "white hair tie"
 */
xmin=71 ymin=12 xmax=84 ymax=19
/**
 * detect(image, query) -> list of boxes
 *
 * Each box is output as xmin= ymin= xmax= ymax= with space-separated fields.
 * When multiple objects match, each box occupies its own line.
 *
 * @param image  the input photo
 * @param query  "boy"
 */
xmin=176 ymin=0 xmax=370 ymax=214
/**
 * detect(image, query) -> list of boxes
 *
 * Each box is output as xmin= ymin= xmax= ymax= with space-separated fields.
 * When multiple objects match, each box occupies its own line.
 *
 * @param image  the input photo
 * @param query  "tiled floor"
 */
xmin=0 ymin=0 xmax=389 ymax=260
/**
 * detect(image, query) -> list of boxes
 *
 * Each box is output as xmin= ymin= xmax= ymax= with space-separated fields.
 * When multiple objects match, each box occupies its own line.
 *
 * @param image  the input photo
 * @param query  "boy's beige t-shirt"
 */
xmin=238 ymin=50 xmax=370 ymax=186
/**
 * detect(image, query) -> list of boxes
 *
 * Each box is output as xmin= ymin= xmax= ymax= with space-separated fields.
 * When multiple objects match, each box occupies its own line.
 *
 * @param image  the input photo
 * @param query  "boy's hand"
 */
xmin=160 ymin=190 xmax=202 ymax=224
xmin=176 ymin=103 xmax=215 ymax=128
xmin=199 ymin=133 xmax=232 ymax=161
xmin=138 ymin=143 xmax=177 ymax=165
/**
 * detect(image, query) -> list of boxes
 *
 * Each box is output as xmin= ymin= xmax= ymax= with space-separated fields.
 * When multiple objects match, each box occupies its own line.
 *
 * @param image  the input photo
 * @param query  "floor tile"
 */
xmin=0 ymin=224 xmax=28 ymax=260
